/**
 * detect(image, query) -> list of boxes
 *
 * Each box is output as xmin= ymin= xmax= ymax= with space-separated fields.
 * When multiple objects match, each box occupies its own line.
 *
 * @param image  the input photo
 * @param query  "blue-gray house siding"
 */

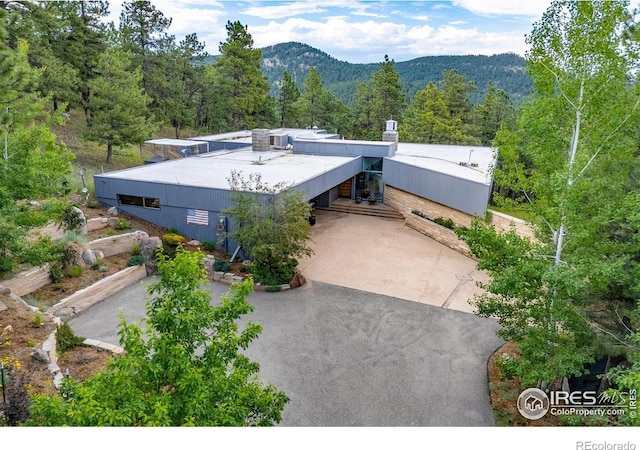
xmin=382 ymin=158 xmax=491 ymax=216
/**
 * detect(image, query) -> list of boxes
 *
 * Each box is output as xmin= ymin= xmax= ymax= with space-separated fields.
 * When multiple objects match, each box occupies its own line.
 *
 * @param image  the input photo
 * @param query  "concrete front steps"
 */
xmin=315 ymin=198 xmax=405 ymax=220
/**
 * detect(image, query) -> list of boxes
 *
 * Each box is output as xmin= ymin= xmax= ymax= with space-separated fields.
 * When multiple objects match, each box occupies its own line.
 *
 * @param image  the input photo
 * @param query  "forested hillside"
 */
xmin=259 ymin=42 xmax=532 ymax=105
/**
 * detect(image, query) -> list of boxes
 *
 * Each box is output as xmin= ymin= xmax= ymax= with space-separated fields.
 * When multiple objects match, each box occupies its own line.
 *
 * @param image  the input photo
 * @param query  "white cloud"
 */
xmin=241 ymin=2 xmax=329 ymax=19
xmin=251 ymin=16 xmax=409 ymax=62
xmin=404 ymin=24 xmax=528 ymax=58
xmin=452 ymin=0 xmax=552 ymax=18
xmin=413 ymin=15 xmax=430 ymax=22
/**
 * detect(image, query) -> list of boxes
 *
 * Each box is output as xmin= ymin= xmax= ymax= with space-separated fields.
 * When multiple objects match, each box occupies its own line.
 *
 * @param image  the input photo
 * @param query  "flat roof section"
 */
xmin=144 ymin=138 xmax=208 ymax=147
xmin=391 ymin=143 xmax=496 ymax=184
xmin=97 ymin=149 xmax=359 ymax=191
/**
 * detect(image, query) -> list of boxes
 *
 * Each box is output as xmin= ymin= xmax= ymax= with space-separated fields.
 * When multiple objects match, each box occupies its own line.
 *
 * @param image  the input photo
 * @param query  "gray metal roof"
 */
xmin=97 ymin=149 xmax=359 ymax=192
xmin=391 ymin=143 xmax=496 ymax=184
xmin=144 ymin=138 xmax=208 ymax=147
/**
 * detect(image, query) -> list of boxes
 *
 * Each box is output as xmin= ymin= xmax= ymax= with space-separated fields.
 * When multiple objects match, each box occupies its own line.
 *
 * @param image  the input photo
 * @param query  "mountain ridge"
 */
xmin=207 ymin=41 xmax=533 ymax=105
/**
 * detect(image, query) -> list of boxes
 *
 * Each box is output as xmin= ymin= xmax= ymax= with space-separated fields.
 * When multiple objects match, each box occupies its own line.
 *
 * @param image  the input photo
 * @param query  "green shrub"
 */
xmin=202 ymin=241 xmax=216 ymax=252
xmin=127 ymin=255 xmax=145 ymax=266
xmin=67 ymin=265 xmax=83 ymax=278
xmin=162 ymin=233 xmax=186 ymax=247
xmin=213 ymin=260 xmax=231 ymax=272
xmin=27 ymin=339 xmax=36 ymax=347
xmin=265 ymin=285 xmax=282 ymax=292
xmin=114 ymin=218 xmax=130 ymax=230
xmin=56 ymin=323 xmax=85 ymax=353
xmin=167 ymin=227 xmax=179 ymax=234
xmin=131 ymin=243 xmax=140 ymax=256
xmin=496 ymin=354 xmax=519 ymax=380
xmin=58 ymin=205 xmax=85 ymax=232
xmin=253 ymin=259 xmax=295 ymax=286
xmin=60 ymin=230 xmax=87 ymax=245
xmin=239 ymin=264 xmax=253 ymax=273
xmin=20 ymin=236 xmax=60 ymax=266
xmin=49 ymin=262 xmax=64 ymax=284
xmin=31 ymin=312 xmax=42 ymax=328
xmin=99 ymin=265 xmax=108 ymax=272
xmin=433 ymin=217 xmax=455 ymax=229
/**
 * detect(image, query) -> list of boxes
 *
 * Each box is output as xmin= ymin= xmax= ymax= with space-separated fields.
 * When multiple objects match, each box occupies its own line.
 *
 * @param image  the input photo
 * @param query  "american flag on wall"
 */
xmin=186 ymin=209 xmax=208 ymax=226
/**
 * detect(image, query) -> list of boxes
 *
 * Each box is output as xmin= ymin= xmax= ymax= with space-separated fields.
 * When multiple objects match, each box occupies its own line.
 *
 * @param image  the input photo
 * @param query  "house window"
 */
xmin=118 ymin=194 xmax=160 ymax=210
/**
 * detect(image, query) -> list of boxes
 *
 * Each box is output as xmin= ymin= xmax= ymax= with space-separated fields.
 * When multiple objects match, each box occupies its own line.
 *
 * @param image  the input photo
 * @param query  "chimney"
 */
xmin=252 ymin=129 xmax=270 ymax=152
xmin=382 ymin=119 xmax=398 ymax=156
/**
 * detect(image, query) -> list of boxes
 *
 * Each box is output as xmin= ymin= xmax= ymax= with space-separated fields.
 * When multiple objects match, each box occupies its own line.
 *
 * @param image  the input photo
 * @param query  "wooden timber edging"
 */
xmin=49 ymin=264 xmax=147 ymax=316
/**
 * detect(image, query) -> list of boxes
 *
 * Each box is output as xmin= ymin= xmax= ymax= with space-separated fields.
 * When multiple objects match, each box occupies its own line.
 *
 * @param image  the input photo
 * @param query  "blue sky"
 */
xmin=106 ymin=1 xmax=554 ymax=63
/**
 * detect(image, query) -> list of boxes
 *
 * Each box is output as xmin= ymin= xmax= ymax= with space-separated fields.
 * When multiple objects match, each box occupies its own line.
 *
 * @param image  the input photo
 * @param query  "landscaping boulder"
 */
xmin=289 ymin=269 xmax=306 ymax=289
xmin=66 ymin=242 xmax=85 ymax=266
xmin=94 ymin=250 xmax=105 ymax=261
xmin=70 ymin=206 xmax=88 ymax=234
xmin=82 ymin=248 xmax=97 ymax=266
xmin=32 ymin=348 xmax=51 ymax=364
xmin=107 ymin=206 xmax=118 ymax=216
xmin=107 ymin=217 xmax=119 ymax=227
xmin=140 ymin=236 xmax=163 ymax=275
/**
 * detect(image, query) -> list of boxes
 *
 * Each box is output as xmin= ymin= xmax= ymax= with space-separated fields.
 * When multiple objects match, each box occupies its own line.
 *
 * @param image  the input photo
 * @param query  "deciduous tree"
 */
xmin=459 ymin=0 xmax=640 ymax=386
xmin=223 ymin=170 xmax=313 ymax=286
xmin=27 ymin=248 xmax=289 ymax=426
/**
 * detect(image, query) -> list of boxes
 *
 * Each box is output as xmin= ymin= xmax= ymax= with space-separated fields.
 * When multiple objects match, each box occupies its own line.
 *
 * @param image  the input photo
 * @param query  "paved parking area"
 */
xmin=69 ymin=279 xmax=503 ymax=426
xmin=298 ymin=210 xmax=489 ymax=313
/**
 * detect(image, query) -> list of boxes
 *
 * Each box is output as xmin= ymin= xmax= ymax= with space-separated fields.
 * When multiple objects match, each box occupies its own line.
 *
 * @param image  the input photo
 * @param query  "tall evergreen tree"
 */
xmin=60 ymin=1 xmax=109 ymax=123
xmin=85 ymin=47 xmax=155 ymax=164
xmin=370 ymin=55 xmax=405 ymax=130
xmin=215 ymin=21 xmax=273 ymax=130
xmin=474 ymin=82 xmax=517 ymax=146
xmin=399 ymin=82 xmax=479 ymax=145
xmin=119 ymin=0 xmax=174 ymax=124
xmin=352 ymin=55 xmax=405 ymax=140
xmin=277 ymin=70 xmax=300 ymax=128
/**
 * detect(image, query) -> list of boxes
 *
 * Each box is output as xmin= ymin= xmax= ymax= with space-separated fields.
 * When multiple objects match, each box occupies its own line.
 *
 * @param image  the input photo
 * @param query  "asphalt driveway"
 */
xmin=69 ymin=277 xmax=503 ymax=426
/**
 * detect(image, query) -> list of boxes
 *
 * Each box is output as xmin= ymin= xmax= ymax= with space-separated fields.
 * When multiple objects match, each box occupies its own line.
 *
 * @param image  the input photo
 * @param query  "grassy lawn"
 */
xmin=488 ymin=205 xmax=539 ymax=224
xmin=51 ymin=111 xmax=202 ymax=195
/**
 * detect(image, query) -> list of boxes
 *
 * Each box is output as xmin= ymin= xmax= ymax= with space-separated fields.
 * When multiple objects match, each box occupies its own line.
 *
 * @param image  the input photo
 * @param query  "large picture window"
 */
xmin=118 ymin=194 xmax=160 ymax=210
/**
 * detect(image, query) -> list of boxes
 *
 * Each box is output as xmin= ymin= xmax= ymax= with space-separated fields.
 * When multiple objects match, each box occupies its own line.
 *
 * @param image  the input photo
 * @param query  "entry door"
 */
xmin=338 ymin=178 xmax=353 ymax=198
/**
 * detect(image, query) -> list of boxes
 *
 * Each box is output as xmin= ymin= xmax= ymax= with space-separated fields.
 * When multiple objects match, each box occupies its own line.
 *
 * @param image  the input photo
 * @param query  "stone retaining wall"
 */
xmin=384 ymin=185 xmax=536 ymax=257
xmin=488 ymin=209 xmax=537 ymax=240
xmin=385 ymin=185 xmax=474 ymax=228
xmin=405 ymin=214 xmax=472 ymax=258
xmin=50 ymin=264 xmax=147 ymax=315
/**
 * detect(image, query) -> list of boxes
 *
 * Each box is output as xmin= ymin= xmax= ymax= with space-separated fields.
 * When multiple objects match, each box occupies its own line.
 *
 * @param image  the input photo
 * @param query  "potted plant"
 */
xmin=367 ymin=195 xmax=377 ymax=205
xmin=355 ymin=196 xmax=362 ymax=204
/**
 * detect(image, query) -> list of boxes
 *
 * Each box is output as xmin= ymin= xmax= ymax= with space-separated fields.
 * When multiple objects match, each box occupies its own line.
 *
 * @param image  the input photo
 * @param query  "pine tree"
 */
xmin=215 ymin=21 xmax=273 ymax=130
xmin=277 ymin=70 xmax=300 ymax=128
xmin=85 ymin=47 xmax=155 ymax=164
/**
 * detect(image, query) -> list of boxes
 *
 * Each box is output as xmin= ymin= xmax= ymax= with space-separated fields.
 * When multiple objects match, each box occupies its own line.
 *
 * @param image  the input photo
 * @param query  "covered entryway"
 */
xmin=337 ymin=178 xmax=352 ymax=198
